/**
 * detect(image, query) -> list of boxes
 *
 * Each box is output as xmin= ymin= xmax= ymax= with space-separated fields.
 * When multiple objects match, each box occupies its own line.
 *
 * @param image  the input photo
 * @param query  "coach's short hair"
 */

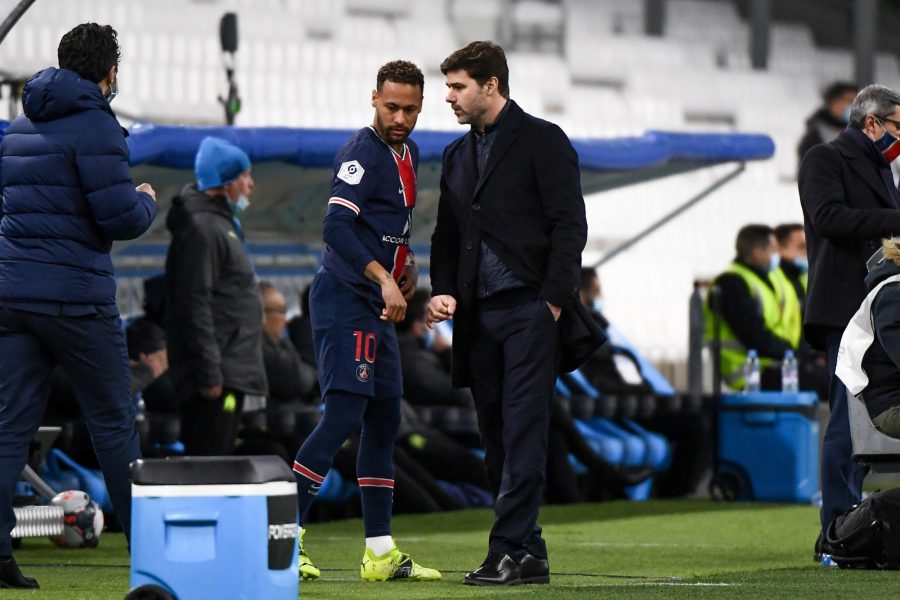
xmin=849 ymin=84 xmax=900 ymax=129
xmin=376 ymin=60 xmax=424 ymax=94
xmin=58 ymin=23 xmax=120 ymax=83
xmin=440 ymin=41 xmax=510 ymax=98
xmin=735 ymin=224 xmax=774 ymax=262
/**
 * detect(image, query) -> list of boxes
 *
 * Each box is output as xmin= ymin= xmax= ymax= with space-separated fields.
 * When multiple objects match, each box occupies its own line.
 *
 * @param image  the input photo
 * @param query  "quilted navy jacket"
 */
xmin=0 ymin=67 xmax=156 ymax=308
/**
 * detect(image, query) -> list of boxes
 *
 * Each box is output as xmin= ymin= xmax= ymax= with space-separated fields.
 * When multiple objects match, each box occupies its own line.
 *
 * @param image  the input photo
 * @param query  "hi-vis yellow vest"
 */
xmin=703 ymin=262 xmax=795 ymax=390
xmin=770 ymin=266 xmax=803 ymax=349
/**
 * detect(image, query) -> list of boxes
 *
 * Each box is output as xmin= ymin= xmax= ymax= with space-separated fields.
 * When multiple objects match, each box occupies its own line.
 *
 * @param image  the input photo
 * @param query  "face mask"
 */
xmin=231 ymin=194 xmax=250 ymax=215
xmin=793 ymin=257 xmax=809 ymax=274
xmin=105 ymin=77 xmax=118 ymax=104
xmin=769 ymin=253 xmax=781 ymax=273
xmin=842 ymin=105 xmax=851 ymax=125
xmin=874 ymin=118 xmax=900 ymax=162
xmin=422 ymin=327 xmax=436 ymax=350
xmin=592 ymin=297 xmax=605 ymax=315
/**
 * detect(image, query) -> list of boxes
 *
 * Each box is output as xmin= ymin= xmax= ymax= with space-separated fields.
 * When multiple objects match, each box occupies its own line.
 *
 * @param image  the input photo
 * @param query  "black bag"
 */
xmin=822 ymin=488 xmax=900 ymax=569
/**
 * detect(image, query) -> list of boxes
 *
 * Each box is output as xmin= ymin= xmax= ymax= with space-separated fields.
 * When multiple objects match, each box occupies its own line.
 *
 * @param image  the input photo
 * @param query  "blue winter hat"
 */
xmin=194 ymin=136 xmax=251 ymax=192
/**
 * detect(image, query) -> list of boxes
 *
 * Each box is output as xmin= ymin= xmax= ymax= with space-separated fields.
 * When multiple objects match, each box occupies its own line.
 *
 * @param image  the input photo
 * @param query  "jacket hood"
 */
xmin=22 ymin=68 xmax=113 ymax=122
xmin=865 ymin=253 xmax=900 ymax=291
xmin=166 ymin=184 xmax=233 ymax=234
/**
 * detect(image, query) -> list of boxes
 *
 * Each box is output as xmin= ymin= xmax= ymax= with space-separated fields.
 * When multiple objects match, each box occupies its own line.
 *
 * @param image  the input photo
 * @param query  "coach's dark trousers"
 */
xmin=0 ymin=308 xmax=139 ymax=555
xmin=820 ymin=329 xmax=867 ymax=532
xmin=469 ymin=290 xmax=560 ymax=561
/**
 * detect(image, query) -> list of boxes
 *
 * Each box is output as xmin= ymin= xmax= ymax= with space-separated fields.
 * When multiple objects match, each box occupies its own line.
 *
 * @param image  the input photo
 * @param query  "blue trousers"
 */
xmin=0 ymin=308 xmax=139 ymax=555
xmin=820 ymin=329 xmax=867 ymax=532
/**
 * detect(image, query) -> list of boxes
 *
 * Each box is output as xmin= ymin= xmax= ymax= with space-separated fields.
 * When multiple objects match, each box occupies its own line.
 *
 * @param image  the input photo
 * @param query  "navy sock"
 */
xmin=358 ymin=397 xmax=401 ymax=538
xmin=293 ymin=391 xmax=367 ymax=524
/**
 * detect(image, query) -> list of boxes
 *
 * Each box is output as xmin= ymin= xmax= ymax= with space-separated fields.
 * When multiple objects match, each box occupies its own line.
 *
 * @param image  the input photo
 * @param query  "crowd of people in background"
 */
xmin=43 ymin=266 xmax=664 ymax=522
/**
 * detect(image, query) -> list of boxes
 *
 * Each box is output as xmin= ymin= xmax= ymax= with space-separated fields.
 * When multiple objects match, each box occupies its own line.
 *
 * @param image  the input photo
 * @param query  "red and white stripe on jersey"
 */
xmin=293 ymin=461 xmax=325 ymax=483
xmin=390 ymin=146 xmax=416 ymax=281
xmin=357 ymin=477 xmax=395 ymax=489
xmin=391 ymin=146 xmax=416 ymax=209
xmin=328 ymin=196 xmax=360 ymax=216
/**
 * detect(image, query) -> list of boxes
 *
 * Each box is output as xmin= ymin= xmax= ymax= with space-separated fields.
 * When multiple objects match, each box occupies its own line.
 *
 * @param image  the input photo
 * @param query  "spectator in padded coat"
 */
xmin=0 ymin=23 xmax=157 ymax=589
xmin=165 ymin=136 xmax=267 ymax=456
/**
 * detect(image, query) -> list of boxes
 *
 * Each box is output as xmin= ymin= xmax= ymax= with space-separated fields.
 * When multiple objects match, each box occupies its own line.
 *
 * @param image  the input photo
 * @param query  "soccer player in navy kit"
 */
xmin=292 ymin=61 xmax=440 ymax=582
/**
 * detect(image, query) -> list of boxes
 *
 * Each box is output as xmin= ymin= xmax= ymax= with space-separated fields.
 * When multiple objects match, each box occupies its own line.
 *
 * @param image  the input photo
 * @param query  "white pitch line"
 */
xmin=576 ymin=541 xmax=733 ymax=549
xmin=631 ymin=582 xmax=737 ymax=587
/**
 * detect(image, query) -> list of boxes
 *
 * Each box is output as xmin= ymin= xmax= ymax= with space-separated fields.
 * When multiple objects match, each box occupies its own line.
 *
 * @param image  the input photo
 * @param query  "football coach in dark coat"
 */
xmin=427 ymin=41 xmax=603 ymax=586
xmin=798 ymin=83 xmax=900 ymax=557
xmin=0 ymin=24 xmax=157 ymax=587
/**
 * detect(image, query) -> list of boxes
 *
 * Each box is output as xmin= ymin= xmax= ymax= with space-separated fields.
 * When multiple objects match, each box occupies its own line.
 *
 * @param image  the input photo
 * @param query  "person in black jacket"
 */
xmin=165 ymin=136 xmax=267 ymax=456
xmin=260 ymin=282 xmax=316 ymax=404
xmin=799 ymin=83 xmax=900 ymax=557
xmin=797 ymin=81 xmax=858 ymax=162
xmin=0 ymin=23 xmax=157 ymax=588
xmin=287 ymin=285 xmax=317 ymax=368
xmin=426 ymin=41 xmax=602 ymax=586
xmin=398 ymin=291 xmax=472 ymax=408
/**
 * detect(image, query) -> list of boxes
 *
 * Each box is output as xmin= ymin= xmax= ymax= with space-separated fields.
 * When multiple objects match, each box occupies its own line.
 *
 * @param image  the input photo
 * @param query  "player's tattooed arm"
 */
xmin=365 ymin=260 xmax=407 ymax=323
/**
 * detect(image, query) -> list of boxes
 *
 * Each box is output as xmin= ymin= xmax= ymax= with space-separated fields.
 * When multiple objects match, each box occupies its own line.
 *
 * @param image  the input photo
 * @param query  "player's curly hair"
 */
xmin=58 ymin=23 xmax=120 ymax=83
xmin=440 ymin=41 xmax=509 ymax=98
xmin=377 ymin=60 xmax=424 ymax=94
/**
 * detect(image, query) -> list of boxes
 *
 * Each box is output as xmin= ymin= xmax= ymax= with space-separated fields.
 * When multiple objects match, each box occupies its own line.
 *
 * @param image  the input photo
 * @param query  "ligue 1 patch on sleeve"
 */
xmin=337 ymin=160 xmax=365 ymax=185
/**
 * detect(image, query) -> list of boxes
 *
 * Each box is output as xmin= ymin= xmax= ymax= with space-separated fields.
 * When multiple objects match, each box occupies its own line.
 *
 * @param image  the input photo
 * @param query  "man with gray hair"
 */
xmin=799 ymin=83 xmax=900 ymax=561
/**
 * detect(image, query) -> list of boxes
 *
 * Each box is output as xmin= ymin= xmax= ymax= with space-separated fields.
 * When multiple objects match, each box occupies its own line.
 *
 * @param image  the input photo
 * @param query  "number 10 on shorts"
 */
xmin=353 ymin=330 xmax=376 ymax=363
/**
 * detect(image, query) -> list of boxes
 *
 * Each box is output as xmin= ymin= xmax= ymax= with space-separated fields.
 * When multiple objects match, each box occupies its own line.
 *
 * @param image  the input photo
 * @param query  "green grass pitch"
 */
xmin=5 ymin=500 xmax=898 ymax=599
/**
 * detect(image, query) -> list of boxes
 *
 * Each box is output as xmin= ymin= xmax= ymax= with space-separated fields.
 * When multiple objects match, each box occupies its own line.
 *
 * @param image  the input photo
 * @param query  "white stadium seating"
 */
xmin=2 ymin=0 xmax=898 ymax=368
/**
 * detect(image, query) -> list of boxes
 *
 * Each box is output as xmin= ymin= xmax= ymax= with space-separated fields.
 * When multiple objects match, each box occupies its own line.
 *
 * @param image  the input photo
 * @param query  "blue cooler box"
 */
xmin=718 ymin=392 xmax=819 ymax=503
xmin=128 ymin=456 xmax=298 ymax=600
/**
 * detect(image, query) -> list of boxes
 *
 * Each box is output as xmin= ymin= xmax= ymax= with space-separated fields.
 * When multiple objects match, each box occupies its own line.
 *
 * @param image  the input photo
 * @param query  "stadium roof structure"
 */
xmin=0 ymin=121 xmax=774 ymax=245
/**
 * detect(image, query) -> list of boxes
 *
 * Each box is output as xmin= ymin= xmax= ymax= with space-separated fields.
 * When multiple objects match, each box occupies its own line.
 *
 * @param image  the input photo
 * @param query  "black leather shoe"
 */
xmin=519 ymin=553 xmax=550 ymax=584
xmin=465 ymin=553 xmax=518 ymax=586
xmin=464 ymin=552 xmax=550 ymax=586
xmin=0 ymin=556 xmax=39 ymax=589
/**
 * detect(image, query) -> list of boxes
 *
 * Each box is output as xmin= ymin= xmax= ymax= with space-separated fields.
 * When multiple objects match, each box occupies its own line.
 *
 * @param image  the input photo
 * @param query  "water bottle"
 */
xmin=782 ymin=349 xmax=799 ymax=393
xmin=744 ymin=349 xmax=761 ymax=393
xmin=821 ymin=554 xmax=838 ymax=569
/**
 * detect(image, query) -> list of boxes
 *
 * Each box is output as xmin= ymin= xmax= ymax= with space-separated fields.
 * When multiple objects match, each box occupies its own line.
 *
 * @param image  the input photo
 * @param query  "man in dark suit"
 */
xmin=426 ymin=41 xmax=602 ymax=586
xmin=799 ymin=83 xmax=900 ymax=559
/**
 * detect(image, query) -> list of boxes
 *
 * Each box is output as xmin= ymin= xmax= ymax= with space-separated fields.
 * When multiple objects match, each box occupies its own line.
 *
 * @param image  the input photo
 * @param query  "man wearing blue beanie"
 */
xmin=164 ymin=136 xmax=268 ymax=455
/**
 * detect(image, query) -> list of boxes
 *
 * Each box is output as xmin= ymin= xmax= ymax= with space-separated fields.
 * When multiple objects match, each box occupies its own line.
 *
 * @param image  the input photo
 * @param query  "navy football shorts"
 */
xmin=309 ymin=270 xmax=403 ymax=399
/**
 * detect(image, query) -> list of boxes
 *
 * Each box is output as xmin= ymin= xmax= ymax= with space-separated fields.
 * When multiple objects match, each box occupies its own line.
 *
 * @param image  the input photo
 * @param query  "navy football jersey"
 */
xmin=321 ymin=126 xmax=417 ymax=306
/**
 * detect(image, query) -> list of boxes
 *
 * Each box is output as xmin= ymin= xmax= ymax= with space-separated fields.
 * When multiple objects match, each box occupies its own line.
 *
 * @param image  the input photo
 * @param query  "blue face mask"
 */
xmin=793 ymin=257 xmax=809 ymax=274
xmin=842 ymin=105 xmax=851 ymax=125
xmin=231 ymin=194 xmax=250 ymax=215
xmin=769 ymin=253 xmax=781 ymax=273
xmin=592 ymin=297 xmax=605 ymax=315
xmin=106 ymin=77 xmax=118 ymax=104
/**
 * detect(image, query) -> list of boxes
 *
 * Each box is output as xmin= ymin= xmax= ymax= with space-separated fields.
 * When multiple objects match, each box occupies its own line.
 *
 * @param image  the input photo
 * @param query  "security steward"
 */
xmin=704 ymin=224 xmax=796 ymax=390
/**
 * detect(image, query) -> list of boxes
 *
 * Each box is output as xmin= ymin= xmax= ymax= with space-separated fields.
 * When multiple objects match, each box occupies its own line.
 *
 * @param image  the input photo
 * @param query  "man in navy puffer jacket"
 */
xmin=0 ymin=23 xmax=156 ymax=588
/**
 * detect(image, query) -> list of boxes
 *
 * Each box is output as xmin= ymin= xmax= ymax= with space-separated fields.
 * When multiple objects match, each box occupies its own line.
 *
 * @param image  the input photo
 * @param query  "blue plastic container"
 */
xmin=719 ymin=392 xmax=819 ymax=503
xmin=129 ymin=456 xmax=298 ymax=600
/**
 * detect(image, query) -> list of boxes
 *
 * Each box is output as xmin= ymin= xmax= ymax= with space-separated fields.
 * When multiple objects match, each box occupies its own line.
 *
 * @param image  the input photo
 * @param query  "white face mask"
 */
xmin=106 ymin=76 xmax=118 ymax=103
xmin=769 ymin=253 xmax=781 ymax=273
xmin=592 ymin=297 xmax=605 ymax=315
xmin=231 ymin=194 xmax=250 ymax=215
